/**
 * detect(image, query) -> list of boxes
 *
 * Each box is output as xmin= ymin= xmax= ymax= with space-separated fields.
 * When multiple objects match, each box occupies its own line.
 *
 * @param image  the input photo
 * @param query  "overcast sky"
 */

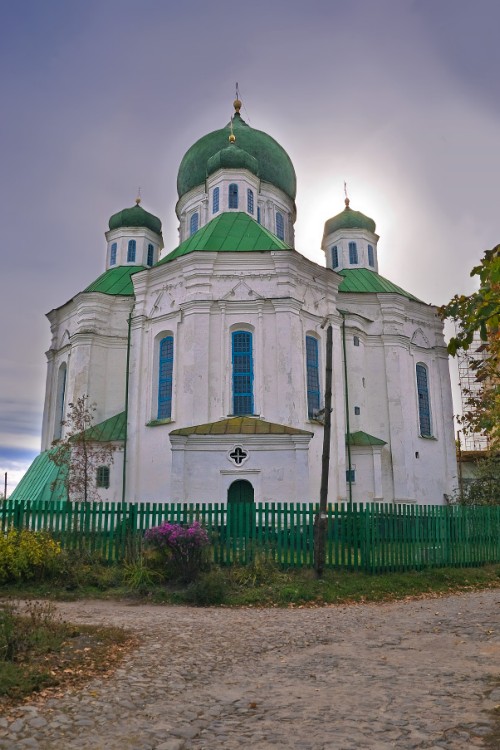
xmin=1 ymin=0 xmax=499 ymax=494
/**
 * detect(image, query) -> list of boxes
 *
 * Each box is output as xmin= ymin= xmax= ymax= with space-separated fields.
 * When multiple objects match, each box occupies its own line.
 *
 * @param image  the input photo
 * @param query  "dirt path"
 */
xmin=1 ymin=590 xmax=499 ymax=749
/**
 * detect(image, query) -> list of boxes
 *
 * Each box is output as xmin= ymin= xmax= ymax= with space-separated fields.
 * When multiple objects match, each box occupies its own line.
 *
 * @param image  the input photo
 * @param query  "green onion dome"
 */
xmin=324 ymin=199 xmax=376 ymax=236
xmin=206 ymin=143 xmax=259 ymax=179
xmin=108 ymin=203 xmax=162 ymax=235
xmin=177 ymin=112 xmax=297 ymax=201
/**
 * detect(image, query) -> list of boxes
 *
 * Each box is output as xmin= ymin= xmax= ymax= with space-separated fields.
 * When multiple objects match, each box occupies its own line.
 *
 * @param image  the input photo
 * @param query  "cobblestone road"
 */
xmin=1 ymin=590 xmax=499 ymax=749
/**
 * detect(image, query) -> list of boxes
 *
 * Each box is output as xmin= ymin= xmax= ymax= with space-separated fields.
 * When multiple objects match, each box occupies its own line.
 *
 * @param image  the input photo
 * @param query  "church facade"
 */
xmin=15 ymin=98 xmax=458 ymax=506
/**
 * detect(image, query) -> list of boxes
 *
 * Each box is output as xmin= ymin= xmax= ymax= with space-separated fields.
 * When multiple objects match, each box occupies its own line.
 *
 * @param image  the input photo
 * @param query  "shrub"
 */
xmin=144 ymin=521 xmax=210 ymax=582
xmin=0 ymin=529 xmax=62 ymax=584
xmin=184 ymin=569 xmax=228 ymax=606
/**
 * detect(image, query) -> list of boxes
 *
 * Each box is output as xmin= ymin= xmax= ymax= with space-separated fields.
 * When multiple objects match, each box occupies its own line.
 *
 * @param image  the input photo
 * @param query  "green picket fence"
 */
xmin=1 ymin=499 xmax=499 ymax=572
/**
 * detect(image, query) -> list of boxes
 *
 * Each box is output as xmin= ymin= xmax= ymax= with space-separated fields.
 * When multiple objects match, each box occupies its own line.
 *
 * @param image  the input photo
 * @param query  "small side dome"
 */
xmin=206 ymin=143 xmax=259 ymax=179
xmin=109 ymin=204 xmax=162 ymax=235
xmin=324 ymin=200 xmax=376 ymax=236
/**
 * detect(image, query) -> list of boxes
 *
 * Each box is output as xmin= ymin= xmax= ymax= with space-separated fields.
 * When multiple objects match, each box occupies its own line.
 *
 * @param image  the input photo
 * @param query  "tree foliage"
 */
xmin=49 ymin=395 xmax=114 ymax=503
xmin=455 ymin=453 xmax=500 ymax=506
xmin=439 ymin=245 xmax=500 ymax=449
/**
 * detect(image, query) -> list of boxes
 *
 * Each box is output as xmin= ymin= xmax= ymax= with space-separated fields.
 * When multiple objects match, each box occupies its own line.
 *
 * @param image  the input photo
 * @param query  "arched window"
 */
xmin=127 ymin=239 xmax=136 ymax=263
xmin=276 ymin=212 xmax=285 ymax=241
xmin=332 ymin=246 xmax=339 ymax=268
xmin=368 ymin=244 xmax=374 ymax=267
xmin=306 ymin=336 xmax=320 ymax=419
xmin=232 ymin=331 xmax=254 ymax=415
xmin=147 ymin=243 xmax=154 ymax=267
xmin=96 ymin=466 xmax=110 ymax=489
xmin=348 ymin=242 xmax=358 ymax=264
xmin=416 ymin=363 xmax=432 ymax=437
xmin=190 ymin=212 xmax=199 ymax=236
xmin=353 ymin=335 xmax=360 ymax=347
xmin=213 ymin=187 xmax=219 ymax=214
xmin=158 ymin=336 xmax=174 ymax=420
xmin=110 ymin=243 xmax=117 ymax=266
xmin=247 ymin=189 xmax=254 ymax=214
xmin=229 ymin=183 xmax=238 ymax=209
xmin=54 ymin=362 xmax=67 ymax=440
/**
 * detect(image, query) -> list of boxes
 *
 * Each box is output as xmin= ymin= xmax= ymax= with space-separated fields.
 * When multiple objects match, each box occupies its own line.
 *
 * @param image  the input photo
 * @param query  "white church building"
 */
xmin=13 ymin=98 xmax=458 ymax=506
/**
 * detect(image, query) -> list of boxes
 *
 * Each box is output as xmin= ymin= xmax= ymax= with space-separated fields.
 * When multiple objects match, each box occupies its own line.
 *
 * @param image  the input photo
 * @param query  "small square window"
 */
xmin=96 ymin=466 xmax=110 ymax=489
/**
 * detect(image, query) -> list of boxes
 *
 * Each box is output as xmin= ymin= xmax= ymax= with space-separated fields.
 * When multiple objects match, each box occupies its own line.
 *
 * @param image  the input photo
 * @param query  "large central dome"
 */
xmin=177 ymin=110 xmax=297 ymax=201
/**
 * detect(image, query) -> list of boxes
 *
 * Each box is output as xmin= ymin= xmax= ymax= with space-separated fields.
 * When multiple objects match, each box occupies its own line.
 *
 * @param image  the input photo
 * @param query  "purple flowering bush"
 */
xmin=144 ymin=521 xmax=210 ymax=582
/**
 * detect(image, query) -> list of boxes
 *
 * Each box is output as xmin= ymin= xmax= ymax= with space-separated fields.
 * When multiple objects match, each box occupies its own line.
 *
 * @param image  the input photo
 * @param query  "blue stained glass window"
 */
xmin=247 ymin=189 xmax=254 ymax=214
xmin=229 ymin=183 xmax=238 ymax=209
xmin=306 ymin=336 xmax=320 ymax=419
xmin=147 ymin=243 xmax=154 ymax=266
xmin=232 ymin=331 xmax=253 ymax=415
xmin=276 ymin=212 xmax=285 ymax=241
xmin=213 ymin=187 xmax=219 ymax=214
xmin=158 ymin=336 xmax=174 ymax=420
xmin=416 ymin=363 xmax=431 ymax=437
xmin=368 ymin=244 xmax=374 ymax=267
xmin=257 ymin=206 xmax=261 ymax=224
xmin=349 ymin=242 xmax=358 ymax=264
xmin=332 ymin=245 xmax=339 ymax=268
xmin=110 ymin=243 xmax=117 ymax=266
xmin=127 ymin=240 xmax=136 ymax=263
xmin=190 ymin=213 xmax=199 ymax=236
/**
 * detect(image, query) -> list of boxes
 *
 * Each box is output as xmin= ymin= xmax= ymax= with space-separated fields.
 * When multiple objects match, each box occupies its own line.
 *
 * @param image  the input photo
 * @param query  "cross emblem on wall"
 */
xmin=229 ymin=446 xmax=248 ymax=465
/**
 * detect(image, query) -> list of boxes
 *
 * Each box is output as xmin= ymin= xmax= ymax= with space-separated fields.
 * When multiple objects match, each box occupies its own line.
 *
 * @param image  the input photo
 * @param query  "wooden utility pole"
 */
xmin=314 ymin=324 xmax=332 ymax=578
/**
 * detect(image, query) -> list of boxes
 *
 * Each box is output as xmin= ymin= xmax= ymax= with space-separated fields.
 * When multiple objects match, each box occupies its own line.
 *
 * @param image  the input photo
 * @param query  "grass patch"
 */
xmin=0 ymin=600 xmax=134 ymax=708
xmin=1 ymin=558 xmax=499 ymax=607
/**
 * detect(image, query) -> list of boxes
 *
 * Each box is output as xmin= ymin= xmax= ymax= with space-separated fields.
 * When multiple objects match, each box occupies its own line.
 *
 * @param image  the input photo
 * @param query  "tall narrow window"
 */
xmin=353 ymin=335 xmax=360 ymax=346
xmin=332 ymin=245 xmax=339 ymax=268
xmin=190 ymin=212 xmax=199 ymax=236
xmin=232 ymin=331 xmax=253 ymax=415
xmin=276 ymin=212 xmax=285 ymax=241
xmin=257 ymin=206 xmax=261 ymax=224
xmin=229 ymin=183 xmax=238 ymax=208
xmin=306 ymin=336 xmax=320 ymax=419
xmin=416 ymin=363 xmax=431 ymax=437
xmin=110 ymin=242 xmax=117 ymax=266
xmin=127 ymin=239 xmax=136 ymax=263
xmin=213 ymin=186 xmax=219 ymax=214
xmin=54 ymin=362 xmax=67 ymax=440
xmin=96 ymin=466 xmax=110 ymax=489
xmin=158 ymin=336 xmax=174 ymax=420
xmin=368 ymin=244 xmax=374 ymax=267
xmin=247 ymin=189 xmax=254 ymax=214
xmin=147 ymin=243 xmax=154 ymax=266
xmin=348 ymin=241 xmax=358 ymax=264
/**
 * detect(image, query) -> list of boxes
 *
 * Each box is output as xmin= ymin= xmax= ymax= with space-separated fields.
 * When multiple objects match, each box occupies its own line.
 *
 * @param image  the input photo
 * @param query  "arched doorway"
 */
xmin=227 ymin=480 xmax=256 ymax=540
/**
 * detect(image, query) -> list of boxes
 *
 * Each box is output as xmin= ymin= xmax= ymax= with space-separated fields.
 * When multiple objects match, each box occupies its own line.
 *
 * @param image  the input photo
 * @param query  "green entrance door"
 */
xmin=227 ymin=480 xmax=256 ymax=540
xmin=228 ymin=479 xmax=254 ymax=504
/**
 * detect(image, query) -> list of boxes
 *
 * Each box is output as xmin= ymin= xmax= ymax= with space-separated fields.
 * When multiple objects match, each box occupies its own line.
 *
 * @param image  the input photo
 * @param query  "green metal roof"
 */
xmin=338 ymin=268 xmax=423 ymax=302
xmin=177 ymin=112 xmax=297 ymax=200
xmin=9 ymin=450 xmax=67 ymax=504
xmin=207 ymin=144 xmax=259 ymax=178
xmin=346 ymin=431 xmax=386 ymax=446
xmin=109 ymin=204 xmax=162 ymax=235
xmin=157 ymin=212 xmax=291 ymax=265
xmin=324 ymin=203 xmax=376 ymax=236
xmin=81 ymin=412 xmax=126 ymax=442
xmin=83 ymin=266 xmax=145 ymax=296
xmin=170 ymin=417 xmax=313 ymax=437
